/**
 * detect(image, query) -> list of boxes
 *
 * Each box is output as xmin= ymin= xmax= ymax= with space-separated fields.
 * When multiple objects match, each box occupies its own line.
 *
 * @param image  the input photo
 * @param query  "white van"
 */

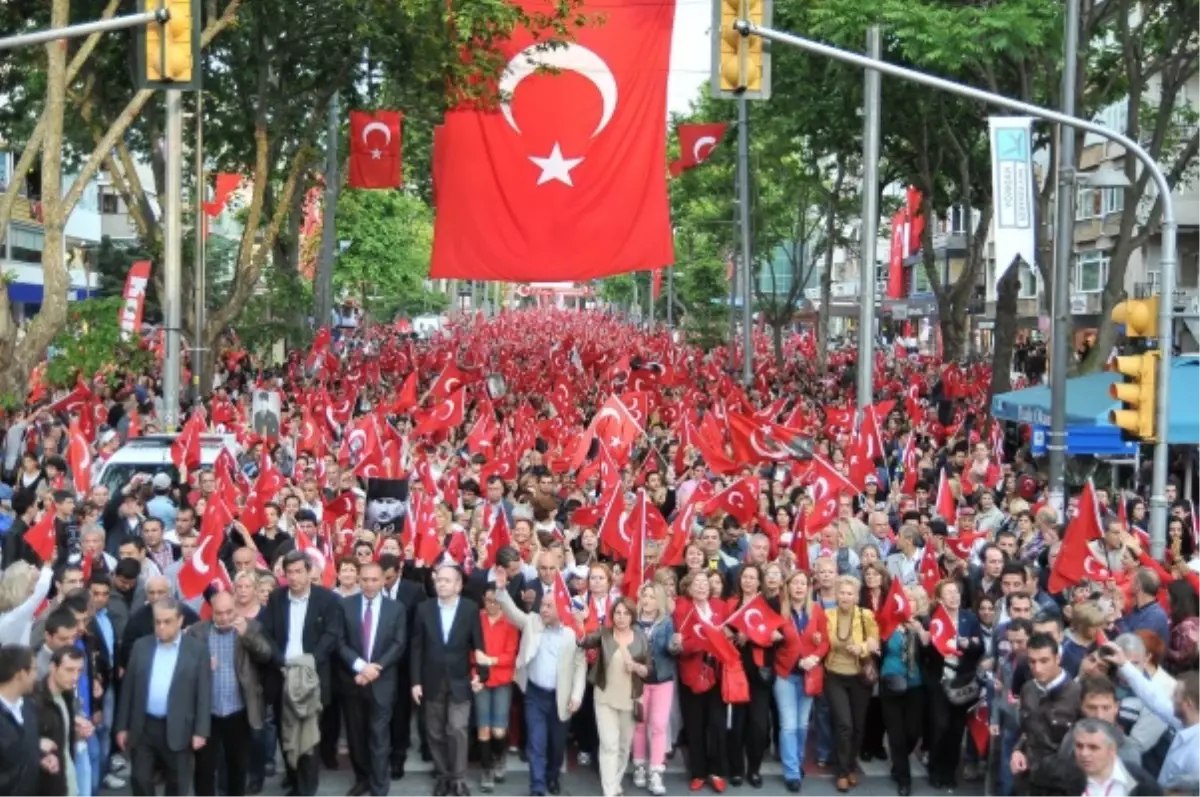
xmin=95 ymin=434 xmax=240 ymax=495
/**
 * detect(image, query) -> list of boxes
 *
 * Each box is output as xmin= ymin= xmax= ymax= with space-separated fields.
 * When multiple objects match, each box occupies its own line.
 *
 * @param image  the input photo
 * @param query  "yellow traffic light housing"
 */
xmin=1112 ymin=296 xmax=1159 ymax=339
xmin=711 ymin=0 xmax=772 ymax=100
xmin=1109 ymin=352 xmax=1158 ymax=441
xmin=138 ymin=0 xmax=201 ymax=90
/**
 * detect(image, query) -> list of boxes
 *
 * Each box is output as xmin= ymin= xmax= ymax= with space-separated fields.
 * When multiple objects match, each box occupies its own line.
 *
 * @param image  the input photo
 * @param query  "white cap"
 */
xmin=152 ymin=473 xmax=172 ymax=490
xmin=100 ymin=430 xmax=118 ymax=446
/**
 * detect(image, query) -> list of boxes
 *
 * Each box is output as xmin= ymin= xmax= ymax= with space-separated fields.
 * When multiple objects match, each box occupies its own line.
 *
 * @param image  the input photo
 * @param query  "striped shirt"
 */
xmin=208 ymin=626 xmax=244 ymax=717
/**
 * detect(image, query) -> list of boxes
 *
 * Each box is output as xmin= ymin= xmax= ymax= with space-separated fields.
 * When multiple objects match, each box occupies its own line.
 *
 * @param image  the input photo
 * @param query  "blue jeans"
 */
xmin=812 ymin=694 xmax=833 ymax=763
xmin=75 ymin=739 xmax=94 ymax=797
xmin=474 ymin=684 xmax=513 ymax=730
xmin=97 ymin=688 xmax=114 ymax=787
xmin=524 ymin=684 xmax=567 ymax=794
xmin=773 ymin=673 xmax=813 ymax=782
xmin=997 ymin=726 xmax=1020 ymax=796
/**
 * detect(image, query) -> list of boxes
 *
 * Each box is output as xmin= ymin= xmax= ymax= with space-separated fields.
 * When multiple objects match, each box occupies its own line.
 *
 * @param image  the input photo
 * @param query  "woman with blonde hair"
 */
xmin=773 ymin=570 xmax=829 ymax=792
xmin=632 ymin=583 xmax=675 ymax=795
xmin=824 ymin=574 xmax=880 ymax=792
xmin=0 ymin=559 xmax=54 ymax=645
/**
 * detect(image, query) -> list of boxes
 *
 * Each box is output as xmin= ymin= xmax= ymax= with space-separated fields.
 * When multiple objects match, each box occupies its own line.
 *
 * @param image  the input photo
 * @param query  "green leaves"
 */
xmin=44 ymin=297 xmax=152 ymax=389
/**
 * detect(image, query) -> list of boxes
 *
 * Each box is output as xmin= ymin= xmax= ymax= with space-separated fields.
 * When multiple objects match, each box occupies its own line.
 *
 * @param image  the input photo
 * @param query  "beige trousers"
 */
xmin=595 ymin=701 xmax=635 ymax=796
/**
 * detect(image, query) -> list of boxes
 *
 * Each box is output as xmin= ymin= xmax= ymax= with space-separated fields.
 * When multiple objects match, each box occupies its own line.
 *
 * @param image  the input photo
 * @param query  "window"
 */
xmin=0 ymin=152 xmax=9 ymax=192
xmin=1018 ymin=262 xmax=1039 ymax=299
xmin=100 ymin=192 xmax=120 ymax=214
xmin=945 ymin=204 xmax=967 ymax=234
xmin=1146 ymin=270 xmax=1161 ymax=293
xmin=1100 ymin=187 xmax=1124 ymax=216
xmin=912 ymin=264 xmax=933 ymax=294
xmin=1074 ymin=250 xmax=1110 ymax=293
xmin=9 ymin=225 xmax=44 ymax=264
xmin=1076 ymin=186 xmax=1101 ymax=220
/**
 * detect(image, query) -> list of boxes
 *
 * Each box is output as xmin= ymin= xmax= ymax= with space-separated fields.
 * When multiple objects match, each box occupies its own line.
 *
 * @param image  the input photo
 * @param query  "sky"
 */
xmin=666 ymin=0 xmax=712 ymax=117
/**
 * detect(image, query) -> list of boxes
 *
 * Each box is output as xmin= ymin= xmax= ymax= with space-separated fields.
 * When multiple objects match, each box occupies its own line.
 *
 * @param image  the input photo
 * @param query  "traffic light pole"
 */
xmin=737 ymin=95 xmax=754 ymax=386
xmin=162 ymin=88 xmax=184 ymax=430
xmin=733 ymin=19 xmax=1178 ymax=558
xmin=0 ymin=9 xmax=166 ymax=51
xmin=1047 ymin=0 xmax=1081 ymax=523
xmin=855 ymin=25 xmax=882 ymax=412
xmin=193 ymin=87 xmax=207 ymax=402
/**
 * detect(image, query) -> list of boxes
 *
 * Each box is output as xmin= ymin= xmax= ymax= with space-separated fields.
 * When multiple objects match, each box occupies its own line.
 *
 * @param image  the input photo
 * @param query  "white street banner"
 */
xmin=989 ymin=117 xmax=1036 ymax=293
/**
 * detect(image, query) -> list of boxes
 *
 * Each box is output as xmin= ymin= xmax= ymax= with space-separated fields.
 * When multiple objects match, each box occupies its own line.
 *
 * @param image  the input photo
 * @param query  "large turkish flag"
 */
xmin=431 ymin=0 xmax=676 ymax=281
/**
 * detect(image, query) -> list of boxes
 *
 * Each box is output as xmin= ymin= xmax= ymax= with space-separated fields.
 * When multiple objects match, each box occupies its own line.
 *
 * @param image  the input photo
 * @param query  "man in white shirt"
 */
xmin=1072 ymin=718 xmax=1155 ymax=796
xmin=1106 ymin=649 xmax=1200 ymax=790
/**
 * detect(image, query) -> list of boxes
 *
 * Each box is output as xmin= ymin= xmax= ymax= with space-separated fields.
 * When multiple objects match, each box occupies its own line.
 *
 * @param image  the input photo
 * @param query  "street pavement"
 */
xmin=103 ymin=748 xmax=945 ymax=796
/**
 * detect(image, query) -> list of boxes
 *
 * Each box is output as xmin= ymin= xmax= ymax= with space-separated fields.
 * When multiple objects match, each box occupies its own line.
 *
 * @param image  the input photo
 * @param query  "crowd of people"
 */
xmin=0 ymin=309 xmax=1198 ymax=797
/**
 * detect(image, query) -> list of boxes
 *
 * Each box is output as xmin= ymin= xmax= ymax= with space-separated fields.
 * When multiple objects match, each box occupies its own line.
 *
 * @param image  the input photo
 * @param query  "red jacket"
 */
xmin=478 ymin=611 xmax=520 ymax=688
xmin=674 ymin=600 xmax=729 ymax=693
xmin=775 ymin=603 xmax=830 ymax=678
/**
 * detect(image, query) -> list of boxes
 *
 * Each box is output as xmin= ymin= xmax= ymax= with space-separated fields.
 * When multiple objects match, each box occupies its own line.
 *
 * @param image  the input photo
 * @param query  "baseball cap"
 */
xmin=152 ymin=473 xmax=172 ymax=491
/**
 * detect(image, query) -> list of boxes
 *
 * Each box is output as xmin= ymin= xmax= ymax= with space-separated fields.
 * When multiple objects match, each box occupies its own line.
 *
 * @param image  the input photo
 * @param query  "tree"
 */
xmin=0 ymin=0 xmax=243 ymax=396
xmin=43 ymin=297 xmax=153 ymax=388
xmin=332 ymin=189 xmax=447 ymax=320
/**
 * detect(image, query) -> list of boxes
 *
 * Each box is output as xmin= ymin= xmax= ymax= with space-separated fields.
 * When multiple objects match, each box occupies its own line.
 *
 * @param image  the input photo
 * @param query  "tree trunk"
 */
xmin=772 ymin=321 xmax=784 ymax=367
xmin=939 ymin=307 xmax=969 ymax=362
xmin=989 ymin=265 xmax=1021 ymax=399
xmin=0 ymin=0 xmax=70 ymax=398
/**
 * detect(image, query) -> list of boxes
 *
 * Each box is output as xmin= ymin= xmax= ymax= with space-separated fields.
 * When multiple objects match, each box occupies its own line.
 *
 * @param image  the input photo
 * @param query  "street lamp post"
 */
xmin=733 ymin=20 xmax=1177 ymax=557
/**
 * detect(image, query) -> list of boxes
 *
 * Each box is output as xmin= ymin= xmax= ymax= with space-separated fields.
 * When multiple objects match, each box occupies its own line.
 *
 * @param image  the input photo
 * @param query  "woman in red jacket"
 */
xmin=725 ymin=564 xmax=779 ymax=788
xmin=670 ymin=571 xmax=730 ymax=793
xmin=475 ymin=584 xmax=520 ymax=793
xmin=774 ymin=570 xmax=829 ymax=793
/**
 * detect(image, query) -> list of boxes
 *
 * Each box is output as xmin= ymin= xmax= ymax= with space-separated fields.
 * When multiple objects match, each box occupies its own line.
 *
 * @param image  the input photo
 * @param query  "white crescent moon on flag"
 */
xmin=930 ymin=619 xmax=944 ymax=639
xmin=745 ymin=608 xmax=765 ymax=633
xmin=191 ymin=536 xmax=214 ymax=575
xmin=443 ymin=378 xmax=461 ymax=393
xmin=595 ymin=407 xmax=620 ymax=424
xmin=361 ymin=121 xmax=392 ymax=145
xmin=306 ymin=547 xmax=326 ymax=573
xmin=499 ymin=43 xmax=618 ymax=137
xmin=1083 ymin=557 xmax=1104 ymax=577
xmin=434 ymin=401 xmax=454 ymax=422
xmin=728 ymin=491 xmax=746 ymax=508
xmin=692 ymin=135 xmax=717 ymax=162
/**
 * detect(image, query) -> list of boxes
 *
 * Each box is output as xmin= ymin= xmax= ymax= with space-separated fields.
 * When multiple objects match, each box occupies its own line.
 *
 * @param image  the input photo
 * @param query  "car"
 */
xmin=95 ymin=433 xmax=240 ymax=495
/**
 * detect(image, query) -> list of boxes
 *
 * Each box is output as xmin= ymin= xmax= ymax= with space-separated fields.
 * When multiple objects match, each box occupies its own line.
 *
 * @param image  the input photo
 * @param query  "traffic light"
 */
xmin=138 ymin=0 xmax=201 ymax=90
xmin=711 ymin=0 xmax=772 ymax=100
xmin=1111 ymin=296 xmax=1159 ymax=339
xmin=1109 ymin=351 xmax=1159 ymax=441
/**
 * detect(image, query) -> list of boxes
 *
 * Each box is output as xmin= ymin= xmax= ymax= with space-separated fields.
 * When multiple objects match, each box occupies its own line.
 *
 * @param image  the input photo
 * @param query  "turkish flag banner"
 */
xmin=349 ymin=110 xmax=404 ymax=189
xmin=669 ymin=121 xmax=728 ymax=177
xmin=430 ymin=0 xmax=676 ymax=281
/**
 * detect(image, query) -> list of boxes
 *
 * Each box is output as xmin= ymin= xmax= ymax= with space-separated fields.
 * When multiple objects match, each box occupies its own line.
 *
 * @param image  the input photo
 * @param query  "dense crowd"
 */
xmin=0 ymin=309 xmax=1197 ymax=797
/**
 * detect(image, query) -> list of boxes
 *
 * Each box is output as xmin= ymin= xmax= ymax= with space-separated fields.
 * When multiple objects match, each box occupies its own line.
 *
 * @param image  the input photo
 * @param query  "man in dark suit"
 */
xmin=411 ymin=565 xmax=491 ymax=797
xmin=31 ymin=646 xmax=84 ymax=797
xmin=0 ymin=644 xmax=59 ymax=796
xmin=115 ymin=597 xmax=213 ymax=796
xmin=337 ymin=562 xmax=407 ymax=796
xmin=260 ymin=550 xmax=342 ymax=797
xmin=253 ymin=392 xmax=280 ymax=438
xmin=378 ymin=554 xmax=426 ymax=778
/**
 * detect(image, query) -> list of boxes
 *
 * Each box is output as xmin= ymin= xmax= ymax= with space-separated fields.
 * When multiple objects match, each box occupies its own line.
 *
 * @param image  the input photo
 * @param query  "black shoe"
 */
xmin=454 ymin=782 xmax=472 ymax=796
xmin=875 ymin=748 xmax=888 ymax=761
xmin=729 ymin=775 xmax=744 ymax=787
xmin=391 ymin=763 xmax=406 ymax=780
xmin=862 ymin=751 xmax=873 ymax=762
xmin=246 ymin=778 xmax=264 ymax=796
xmin=898 ymin=784 xmax=911 ymax=796
xmin=346 ymin=782 xmax=369 ymax=796
xmin=547 ymin=779 xmax=561 ymax=795
xmin=433 ymin=779 xmax=450 ymax=797
xmin=264 ymin=762 xmax=276 ymax=778
xmin=322 ymin=755 xmax=340 ymax=770
xmin=785 ymin=780 xmax=801 ymax=793
xmin=748 ymin=773 xmax=763 ymax=789
xmin=421 ymin=747 xmax=433 ymax=762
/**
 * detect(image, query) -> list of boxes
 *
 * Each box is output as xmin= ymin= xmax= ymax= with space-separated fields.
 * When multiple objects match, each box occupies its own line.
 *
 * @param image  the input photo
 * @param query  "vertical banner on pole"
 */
xmin=989 ymin=117 xmax=1037 ymax=293
xmin=118 ymin=260 xmax=153 ymax=340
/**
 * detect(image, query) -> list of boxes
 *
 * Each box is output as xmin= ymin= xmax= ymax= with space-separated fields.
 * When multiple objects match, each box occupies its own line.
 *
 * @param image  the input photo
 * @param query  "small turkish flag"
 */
xmin=669 ymin=122 xmax=728 ymax=177
xmin=875 ymin=576 xmax=913 ymax=642
xmin=935 ymin=468 xmax=957 ymax=522
xmin=727 ymin=594 xmax=785 ymax=647
xmin=26 ymin=506 xmax=57 ymax=563
xmin=349 ymin=110 xmax=403 ymax=189
xmin=929 ymin=604 xmax=958 ymax=657
xmin=703 ymin=476 xmax=761 ymax=526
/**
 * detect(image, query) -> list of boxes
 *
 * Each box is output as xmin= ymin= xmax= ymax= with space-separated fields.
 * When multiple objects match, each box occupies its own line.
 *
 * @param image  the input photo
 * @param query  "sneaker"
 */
xmin=481 ymin=769 xmax=495 ymax=793
xmin=493 ymin=761 xmax=507 ymax=784
xmin=577 ymin=751 xmax=592 ymax=767
xmin=103 ymin=774 xmax=127 ymax=789
xmin=633 ymin=764 xmax=647 ymax=789
xmin=110 ymin=754 xmax=130 ymax=775
xmin=648 ymin=770 xmax=666 ymax=796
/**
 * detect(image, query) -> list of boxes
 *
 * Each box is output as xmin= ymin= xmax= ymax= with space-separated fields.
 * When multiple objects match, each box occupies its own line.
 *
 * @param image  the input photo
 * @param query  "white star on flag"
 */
xmin=370 ymin=149 xmax=383 ymax=159
xmin=529 ymin=143 xmax=583 ymax=186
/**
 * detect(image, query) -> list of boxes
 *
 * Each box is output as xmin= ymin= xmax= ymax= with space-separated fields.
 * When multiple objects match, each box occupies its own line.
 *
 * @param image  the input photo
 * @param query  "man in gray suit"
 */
xmin=115 ymin=597 xmax=212 ymax=796
xmin=337 ymin=562 xmax=408 ymax=796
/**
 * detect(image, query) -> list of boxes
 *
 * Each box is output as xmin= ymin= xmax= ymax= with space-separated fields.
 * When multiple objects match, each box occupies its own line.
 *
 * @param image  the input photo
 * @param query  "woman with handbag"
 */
xmin=724 ymin=565 xmax=778 ymax=789
xmin=858 ymin=562 xmax=891 ymax=763
xmin=823 ymin=574 xmax=880 ymax=793
xmin=633 ymin=583 xmax=676 ymax=796
xmin=580 ymin=597 xmax=651 ymax=797
xmin=774 ymin=571 xmax=830 ymax=793
xmin=924 ymin=579 xmax=984 ymax=790
xmin=879 ymin=585 xmax=932 ymax=797
xmin=669 ymin=572 xmax=730 ymax=793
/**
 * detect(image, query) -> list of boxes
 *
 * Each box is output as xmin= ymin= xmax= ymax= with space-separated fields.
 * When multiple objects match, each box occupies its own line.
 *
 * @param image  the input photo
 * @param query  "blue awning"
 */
xmin=7 ymin=282 xmax=100 ymax=304
xmin=991 ymin=356 xmax=1199 ymax=445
